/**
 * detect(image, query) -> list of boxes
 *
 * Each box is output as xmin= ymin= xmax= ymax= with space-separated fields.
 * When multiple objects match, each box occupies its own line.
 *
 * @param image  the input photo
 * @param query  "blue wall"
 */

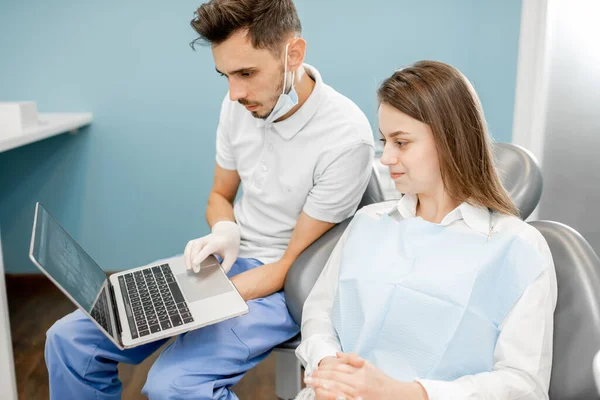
xmin=0 ymin=0 xmax=522 ymax=273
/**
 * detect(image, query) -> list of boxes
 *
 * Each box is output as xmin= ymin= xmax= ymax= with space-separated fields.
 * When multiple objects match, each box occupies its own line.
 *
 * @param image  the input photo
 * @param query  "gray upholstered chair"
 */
xmin=530 ymin=221 xmax=600 ymax=399
xmin=273 ymin=143 xmax=545 ymax=399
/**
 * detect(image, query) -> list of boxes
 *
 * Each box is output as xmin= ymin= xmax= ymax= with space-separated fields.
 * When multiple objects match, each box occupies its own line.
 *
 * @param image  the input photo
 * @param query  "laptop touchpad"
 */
xmin=176 ymin=265 xmax=233 ymax=303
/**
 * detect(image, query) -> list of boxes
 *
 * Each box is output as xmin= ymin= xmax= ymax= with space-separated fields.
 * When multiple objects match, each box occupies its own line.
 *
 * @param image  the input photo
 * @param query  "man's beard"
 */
xmin=240 ymin=67 xmax=285 ymax=119
xmin=249 ymin=84 xmax=282 ymax=119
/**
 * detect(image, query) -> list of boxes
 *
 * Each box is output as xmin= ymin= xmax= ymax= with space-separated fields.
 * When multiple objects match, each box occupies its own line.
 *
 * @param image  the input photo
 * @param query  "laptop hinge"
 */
xmin=109 ymin=284 xmax=123 ymax=336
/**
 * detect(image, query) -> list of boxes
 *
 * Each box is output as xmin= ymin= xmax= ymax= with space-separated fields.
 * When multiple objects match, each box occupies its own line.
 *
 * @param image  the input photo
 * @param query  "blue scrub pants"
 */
xmin=44 ymin=257 xmax=299 ymax=400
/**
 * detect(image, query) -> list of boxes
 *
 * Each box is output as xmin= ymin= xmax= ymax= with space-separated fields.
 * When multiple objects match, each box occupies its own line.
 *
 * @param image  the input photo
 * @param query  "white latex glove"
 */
xmin=184 ymin=221 xmax=241 ymax=274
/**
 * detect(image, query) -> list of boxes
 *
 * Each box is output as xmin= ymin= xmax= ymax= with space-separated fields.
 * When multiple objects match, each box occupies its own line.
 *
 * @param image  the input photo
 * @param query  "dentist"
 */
xmin=44 ymin=0 xmax=374 ymax=399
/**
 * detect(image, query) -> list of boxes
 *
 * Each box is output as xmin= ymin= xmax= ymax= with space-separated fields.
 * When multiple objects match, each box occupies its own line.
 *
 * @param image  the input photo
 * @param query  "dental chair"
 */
xmin=530 ymin=221 xmax=600 ymax=399
xmin=273 ymin=143 xmax=545 ymax=399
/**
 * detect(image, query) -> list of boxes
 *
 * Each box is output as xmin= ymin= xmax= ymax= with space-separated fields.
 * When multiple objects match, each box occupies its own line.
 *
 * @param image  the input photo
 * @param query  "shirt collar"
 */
xmin=394 ymin=193 xmax=491 ymax=235
xmin=255 ymin=63 xmax=323 ymax=140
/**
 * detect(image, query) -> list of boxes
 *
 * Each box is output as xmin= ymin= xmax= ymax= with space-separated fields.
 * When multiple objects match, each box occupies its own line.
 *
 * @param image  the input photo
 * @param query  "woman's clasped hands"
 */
xmin=305 ymin=352 xmax=429 ymax=400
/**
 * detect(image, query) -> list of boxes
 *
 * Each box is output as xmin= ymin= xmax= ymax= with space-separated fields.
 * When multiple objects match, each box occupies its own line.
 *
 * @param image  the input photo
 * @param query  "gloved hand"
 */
xmin=184 ymin=221 xmax=241 ymax=274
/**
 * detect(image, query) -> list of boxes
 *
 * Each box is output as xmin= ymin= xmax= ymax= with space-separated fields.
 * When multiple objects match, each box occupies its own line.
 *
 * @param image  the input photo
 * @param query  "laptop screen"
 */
xmin=30 ymin=203 xmax=110 ymax=318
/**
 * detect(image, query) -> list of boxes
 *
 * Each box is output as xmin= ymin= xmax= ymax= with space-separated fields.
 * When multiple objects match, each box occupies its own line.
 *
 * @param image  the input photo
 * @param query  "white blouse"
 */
xmin=296 ymin=195 xmax=558 ymax=399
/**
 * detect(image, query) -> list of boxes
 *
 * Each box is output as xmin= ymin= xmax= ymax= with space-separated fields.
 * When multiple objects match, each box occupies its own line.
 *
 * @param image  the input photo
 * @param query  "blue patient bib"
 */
xmin=331 ymin=211 xmax=545 ymax=381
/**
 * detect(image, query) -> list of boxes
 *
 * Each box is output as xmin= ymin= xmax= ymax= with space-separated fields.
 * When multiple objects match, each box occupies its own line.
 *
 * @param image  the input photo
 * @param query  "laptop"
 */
xmin=29 ymin=202 xmax=249 ymax=350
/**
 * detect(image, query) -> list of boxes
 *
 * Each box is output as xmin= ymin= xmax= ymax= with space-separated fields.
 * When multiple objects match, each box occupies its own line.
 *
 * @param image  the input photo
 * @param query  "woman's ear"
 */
xmin=287 ymin=37 xmax=306 ymax=71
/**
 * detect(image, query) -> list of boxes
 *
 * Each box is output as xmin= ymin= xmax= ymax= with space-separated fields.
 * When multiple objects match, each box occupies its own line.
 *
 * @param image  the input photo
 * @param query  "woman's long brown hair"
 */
xmin=377 ymin=60 xmax=519 ymax=216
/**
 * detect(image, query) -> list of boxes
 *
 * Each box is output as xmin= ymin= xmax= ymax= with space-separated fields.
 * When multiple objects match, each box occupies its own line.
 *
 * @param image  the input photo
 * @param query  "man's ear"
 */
xmin=287 ymin=37 xmax=306 ymax=71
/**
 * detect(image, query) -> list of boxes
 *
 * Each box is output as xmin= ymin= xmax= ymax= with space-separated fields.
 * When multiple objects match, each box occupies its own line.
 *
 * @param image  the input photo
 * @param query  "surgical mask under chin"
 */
xmin=264 ymin=44 xmax=299 ymax=123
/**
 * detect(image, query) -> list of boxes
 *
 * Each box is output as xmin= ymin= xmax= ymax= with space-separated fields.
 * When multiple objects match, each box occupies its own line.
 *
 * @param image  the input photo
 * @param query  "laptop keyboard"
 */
xmin=118 ymin=264 xmax=194 ymax=339
xmin=90 ymin=289 xmax=113 ymax=335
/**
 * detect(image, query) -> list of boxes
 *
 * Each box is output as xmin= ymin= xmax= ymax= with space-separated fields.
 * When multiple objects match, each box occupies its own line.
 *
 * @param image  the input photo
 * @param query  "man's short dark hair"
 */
xmin=190 ymin=0 xmax=302 ymax=54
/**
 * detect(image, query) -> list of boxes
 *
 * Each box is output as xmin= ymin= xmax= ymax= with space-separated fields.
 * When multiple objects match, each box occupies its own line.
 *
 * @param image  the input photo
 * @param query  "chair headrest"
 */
xmin=494 ymin=143 xmax=543 ymax=219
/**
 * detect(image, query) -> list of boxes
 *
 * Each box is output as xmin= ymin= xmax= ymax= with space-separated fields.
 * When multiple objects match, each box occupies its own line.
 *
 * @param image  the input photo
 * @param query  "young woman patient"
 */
xmin=294 ymin=61 xmax=557 ymax=400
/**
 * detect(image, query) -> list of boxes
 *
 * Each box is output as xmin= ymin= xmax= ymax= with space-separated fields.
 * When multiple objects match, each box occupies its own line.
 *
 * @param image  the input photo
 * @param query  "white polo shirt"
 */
xmin=215 ymin=64 xmax=374 ymax=265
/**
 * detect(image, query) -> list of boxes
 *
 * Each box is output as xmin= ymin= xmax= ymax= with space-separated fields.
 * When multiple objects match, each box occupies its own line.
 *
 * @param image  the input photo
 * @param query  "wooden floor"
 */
xmin=6 ymin=275 xmax=280 ymax=400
